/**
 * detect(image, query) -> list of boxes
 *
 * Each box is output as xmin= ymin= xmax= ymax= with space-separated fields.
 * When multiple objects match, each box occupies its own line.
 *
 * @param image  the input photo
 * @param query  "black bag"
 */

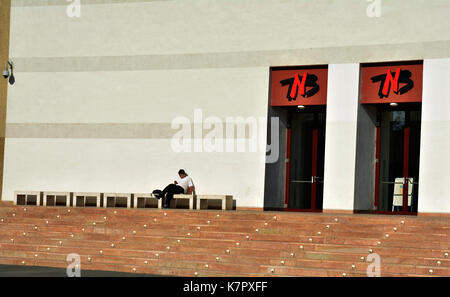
xmin=152 ymin=189 xmax=163 ymax=199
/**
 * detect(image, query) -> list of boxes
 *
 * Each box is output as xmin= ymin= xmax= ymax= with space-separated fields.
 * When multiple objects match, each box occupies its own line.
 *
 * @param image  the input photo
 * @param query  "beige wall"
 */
xmin=3 ymin=0 xmax=450 ymax=208
xmin=9 ymin=0 xmax=450 ymax=59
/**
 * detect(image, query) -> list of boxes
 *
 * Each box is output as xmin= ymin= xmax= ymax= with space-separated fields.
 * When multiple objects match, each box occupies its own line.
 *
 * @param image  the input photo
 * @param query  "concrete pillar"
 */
xmin=323 ymin=63 xmax=360 ymax=212
xmin=418 ymin=58 xmax=450 ymax=214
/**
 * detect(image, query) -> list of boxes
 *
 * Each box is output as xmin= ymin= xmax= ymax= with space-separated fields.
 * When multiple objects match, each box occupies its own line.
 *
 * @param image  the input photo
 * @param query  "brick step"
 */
xmin=313 ymin=224 xmax=402 ymax=233
xmin=1 ymin=224 xmax=447 ymax=254
xmin=0 ymin=215 xmax=403 ymax=232
xmin=0 ymin=239 xmax=279 ymax=259
xmin=0 ymin=256 xmax=259 ymax=277
xmin=4 ymin=230 xmax=447 ymax=266
xmin=379 ymin=233 xmax=450 ymax=243
xmin=2 ymin=213 xmax=276 ymax=227
xmin=2 ymin=242 xmax=448 ymax=277
xmin=260 ymin=265 xmax=365 ymax=277
xmin=0 ymin=242 xmax=314 ymax=266
xmin=413 ymin=266 xmax=450 ymax=276
xmin=5 ymin=219 xmax=446 ymax=241
xmin=339 ymin=216 xmax=449 ymax=226
xmin=270 ymin=213 xmax=402 ymax=224
xmin=1 ymin=205 xmax=448 ymax=277
xmin=0 ymin=240 xmax=354 ymax=260
xmin=2 ymin=228 xmax=447 ymax=259
xmin=322 ymin=237 xmax=380 ymax=246
xmin=0 ymin=225 xmax=249 ymax=243
xmin=4 ymin=208 xmax=447 ymax=233
xmin=300 ymin=251 xmax=450 ymax=267
xmin=6 ymin=235 xmax=445 ymax=260
xmin=0 ymin=252 xmax=375 ymax=277
xmin=0 ymin=222 xmax=257 ymax=237
xmin=0 ymin=220 xmax=315 ymax=235
xmin=401 ymin=226 xmax=450 ymax=235
xmin=422 ymin=258 xmax=450 ymax=267
xmin=0 ymin=225 xmax=320 ymax=246
xmin=323 ymin=230 xmax=386 ymax=239
xmin=106 ymin=228 xmax=448 ymax=250
xmin=4 ymin=221 xmax=447 ymax=246
xmin=270 ymin=263 xmax=449 ymax=276
xmin=3 ymin=214 xmax=346 ymax=231
xmin=6 ymin=217 xmax=448 ymax=241
xmin=3 ymin=255 xmax=379 ymax=277
xmin=0 ymin=207 xmax=386 ymax=225
xmin=205 ymin=232 xmax=377 ymax=244
xmin=3 ymin=205 xmax=448 ymax=224
xmin=0 ymin=250 xmax=274 ymax=275
xmin=248 ymin=227 xmax=376 ymax=237
xmin=0 ymin=222 xmax=210 ymax=234
xmin=5 ymin=222 xmax=441 ymax=251
xmin=311 ymin=244 xmax=448 ymax=258
xmin=0 ymin=229 xmax=387 ymax=252
xmin=1 ymin=207 xmax=275 ymax=222
xmin=2 ymin=241 xmax=448 ymax=269
xmin=268 ymin=258 xmax=450 ymax=276
xmin=266 ymin=223 xmax=448 ymax=234
xmin=324 ymin=223 xmax=448 ymax=234
xmin=373 ymin=239 xmax=447 ymax=250
xmin=0 ymin=234 xmax=321 ymax=253
xmin=379 ymin=232 xmax=449 ymax=242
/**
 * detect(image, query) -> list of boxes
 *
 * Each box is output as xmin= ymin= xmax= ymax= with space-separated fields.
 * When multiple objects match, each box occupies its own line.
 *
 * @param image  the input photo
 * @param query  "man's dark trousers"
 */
xmin=161 ymin=184 xmax=185 ymax=208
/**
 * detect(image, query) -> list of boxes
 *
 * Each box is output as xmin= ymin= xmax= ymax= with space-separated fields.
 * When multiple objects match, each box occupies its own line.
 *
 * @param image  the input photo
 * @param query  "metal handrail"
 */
xmin=291 ymin=176 xmax=323 ymax=184
xmin=381 ymin=178 xmax=418 ymax=185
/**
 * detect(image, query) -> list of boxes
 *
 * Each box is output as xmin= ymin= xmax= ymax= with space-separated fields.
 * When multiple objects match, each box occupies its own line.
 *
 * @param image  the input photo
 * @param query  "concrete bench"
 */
xmin=43 ymin=192 xmax=71 ymax=207
xmin=73 ymin=192 xmax=101 ymax=207
xmin=14 ymin=191 xmax=41 ymax=206
xmin=134 ymin=193 xmax=162 ymax=209
xmin=103 ymin=193 xmax=131 ymax=208
xmin=172 ymin=194 xmax=196 ymax=210
xmin=196 ymin=195 xmax=233 ymax=210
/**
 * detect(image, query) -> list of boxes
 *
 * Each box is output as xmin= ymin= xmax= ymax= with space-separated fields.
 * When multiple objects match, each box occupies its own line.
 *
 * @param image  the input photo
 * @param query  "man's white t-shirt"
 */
xmin=175 ymin=176 xmax=194 ymax=194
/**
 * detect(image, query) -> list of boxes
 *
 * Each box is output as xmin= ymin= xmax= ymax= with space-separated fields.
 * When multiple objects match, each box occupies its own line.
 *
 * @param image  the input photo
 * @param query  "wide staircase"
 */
xmin=0 ymin=204 xmax=448 ymax=277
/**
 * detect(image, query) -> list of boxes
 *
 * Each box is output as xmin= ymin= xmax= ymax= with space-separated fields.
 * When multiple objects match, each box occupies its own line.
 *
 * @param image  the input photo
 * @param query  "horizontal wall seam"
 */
xmin=12 ymin=0 xmax=172 ymax=7
xmin=4 ymin=123 xmax=257 ymax=139
xmin=10 ymin=41 xmax=450 ymax=72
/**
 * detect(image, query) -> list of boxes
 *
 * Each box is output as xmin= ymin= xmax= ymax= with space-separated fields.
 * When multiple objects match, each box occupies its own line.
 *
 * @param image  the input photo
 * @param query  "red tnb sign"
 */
xmin=282 ymin=72 xmax=319 ymax=100
xmin=361 ymin=63 xmax=423 ymax=104
xmin=270 ymin=67 xmax=328 ymax=106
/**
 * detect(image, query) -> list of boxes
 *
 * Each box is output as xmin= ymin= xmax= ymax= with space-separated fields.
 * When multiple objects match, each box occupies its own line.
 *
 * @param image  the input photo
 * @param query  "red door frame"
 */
xmin=374 ymin=111 xmax=415 ymax=215
xmin=362 ymin=61 xmax=422 ymax=215
xmin=402 ymin=126 xmax=410 ymax=213
xmin=285 ymin=112 xmax=322 ymax=212
xmin=374 ymin=127 xmax=381 ymax=209
xmin=284 ymin=128 xmax=292 ymax=207
xmin=311 ymin=128 xmax=318 ymax=210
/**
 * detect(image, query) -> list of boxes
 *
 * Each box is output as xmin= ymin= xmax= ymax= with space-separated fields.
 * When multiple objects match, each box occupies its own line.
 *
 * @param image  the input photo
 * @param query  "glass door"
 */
xmin=375 ymin=105 xmax=421 ymax=214
xmin=286 ymin=108 xmax=326 ymax=211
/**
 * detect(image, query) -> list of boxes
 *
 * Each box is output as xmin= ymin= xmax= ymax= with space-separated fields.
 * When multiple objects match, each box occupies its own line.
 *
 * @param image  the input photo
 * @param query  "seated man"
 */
xmin=153 ymin=169 xmax=195 ymax=209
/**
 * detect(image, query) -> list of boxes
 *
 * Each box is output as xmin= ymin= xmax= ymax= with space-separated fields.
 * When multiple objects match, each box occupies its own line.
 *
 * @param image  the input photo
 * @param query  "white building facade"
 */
xmin=1 ymin=0 xmax=449 ymax=215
